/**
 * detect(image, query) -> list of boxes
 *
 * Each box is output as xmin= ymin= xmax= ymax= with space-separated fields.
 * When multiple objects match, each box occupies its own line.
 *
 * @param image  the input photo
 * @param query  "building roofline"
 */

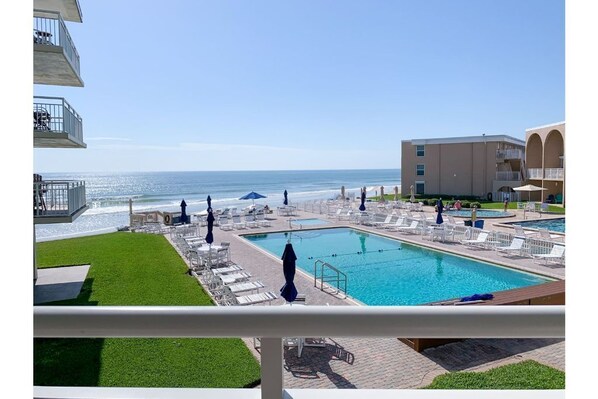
xmin=403 ymin=135 xmax=525 ymax=146
xmin=525 ymin=121 xmax=566 ymax=132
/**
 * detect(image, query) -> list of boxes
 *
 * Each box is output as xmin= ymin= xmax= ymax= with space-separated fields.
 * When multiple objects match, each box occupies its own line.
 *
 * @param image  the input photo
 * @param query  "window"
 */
xmin=415 ymin=182 xmax=425 ymax=195
xmin=416 ymin=164 xmax=425 ymax=176
xmin=416 ymin=145 xmax=425 ymax=157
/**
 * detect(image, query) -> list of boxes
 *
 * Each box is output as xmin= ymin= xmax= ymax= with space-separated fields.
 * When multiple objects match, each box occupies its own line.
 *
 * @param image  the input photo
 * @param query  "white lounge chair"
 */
xmin=244 ymin=215 xmax=258 ymax=228
xmin=495 ymin=236 xmax=526 ymax=257
xmin=383 ymin=217 xmax=406 ymax=230
xmin=533 ymin=244 xmax=565 ymax=265
xmin=232 ymin=215 xmax=246 ymax=229
xmin=513 ymin=225 xmax=535 ymax=237
xmin=228 ymin=280 xmax=265 ymax=295
xmin=461 ymin=231 xmax=490 ymax=248
xmin=255 ymin=213 xmax=271 ymax=227
xmin=536 ymin=228 xmax=564 ymax=242
xmin=218 ymin=272 xmax=252 ymax=285
xmin=211 ymin=265 xmax=243 ymax=275
xmin=219 ymin=215 xmax=234 ymax=231
xmin=395 ymin=220 xmax=420 ymax=234
xmin=221 ymin=286 xmax=277 ymax=306
xmin=372 ymin=214 xmax=393 ymax=228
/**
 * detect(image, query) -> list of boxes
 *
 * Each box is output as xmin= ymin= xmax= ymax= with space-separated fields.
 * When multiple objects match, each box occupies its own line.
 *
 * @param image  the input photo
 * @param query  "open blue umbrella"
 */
xmin=283 ymin=190 xmax=288 ymax=206
xmin=280 ymin=242 xmax=298 ymax=303
xmin=205 ymin=195 xmax=214 ymax=245
xmin=436 ymin=199 xmax=444 ymax=225
xmin=180 ymin=199 xmax=188 ymax=224
xmin=359 ymin=189 xmax=366 ymax=211
xmin=239 ymin=191 xmax=267 ymax=207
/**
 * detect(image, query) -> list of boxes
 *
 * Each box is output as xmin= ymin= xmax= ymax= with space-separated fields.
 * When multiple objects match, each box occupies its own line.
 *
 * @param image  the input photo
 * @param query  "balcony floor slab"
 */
xmin=34 ymin=264 xmax=89 ymax=304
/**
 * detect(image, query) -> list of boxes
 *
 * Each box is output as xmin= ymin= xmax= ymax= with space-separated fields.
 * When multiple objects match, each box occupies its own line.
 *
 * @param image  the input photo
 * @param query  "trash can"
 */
xmin=474 ymin=220 xmax=484 ymax=229
xmin=464 ymin=220 xmax=472 ymax=227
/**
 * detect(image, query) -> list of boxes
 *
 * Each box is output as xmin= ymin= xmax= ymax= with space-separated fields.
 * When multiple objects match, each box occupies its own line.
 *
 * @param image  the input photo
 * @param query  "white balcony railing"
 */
xmin=495 ymin=171 xmax=521 ymax=181
xmin=545 ymin=168 xmax=564 ymax=180
xmin=33 ymin=180 xmax=86 ymax=218
xmin=34 ymin=96 xmax=83 ymax=143
xmin=527 ymin=168 xmax=543 ymax=179
xmin=34 ymin=306 xmax=565 ymax=399
xmin=496 ymin=148 xmax=524 ymax=160
xmin=34 ymin=9 xmax=81 ymax=76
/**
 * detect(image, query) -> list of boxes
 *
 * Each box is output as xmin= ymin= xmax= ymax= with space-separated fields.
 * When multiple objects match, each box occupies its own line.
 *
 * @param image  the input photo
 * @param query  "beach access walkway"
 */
xmin=165 ymin=207 xmax=564 ymax=389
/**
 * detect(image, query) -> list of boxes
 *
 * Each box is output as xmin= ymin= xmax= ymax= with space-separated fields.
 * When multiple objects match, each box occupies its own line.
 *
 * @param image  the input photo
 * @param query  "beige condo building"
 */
xmin=401 ymin=122 xmax=565 ymax=205
xmin=401 ymin=135 xmax=526 ymax=202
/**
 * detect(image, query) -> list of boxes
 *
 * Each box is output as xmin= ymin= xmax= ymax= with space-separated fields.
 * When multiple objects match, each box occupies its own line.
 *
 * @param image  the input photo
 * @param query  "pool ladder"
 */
xmin=314 ymin=260 xmax=347 ymax=298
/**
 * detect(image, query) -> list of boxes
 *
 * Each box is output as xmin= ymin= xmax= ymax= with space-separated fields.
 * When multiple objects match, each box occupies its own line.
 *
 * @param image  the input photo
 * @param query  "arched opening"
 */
xmin=544 ymin=129 xmax=564 ymax=168
xmin=526 ymin=133 xmax=543 ymax=168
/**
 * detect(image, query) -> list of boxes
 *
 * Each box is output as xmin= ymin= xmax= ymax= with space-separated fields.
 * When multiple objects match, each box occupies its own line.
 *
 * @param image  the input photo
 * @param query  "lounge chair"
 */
xmin=228 ymin=280 xmax=265 ymax=295
xmin=232 ymin=215 xmax=246 ymax=229
xmin=446 ymin=215 xmax=464 ymax=226
xmin=255 ymin=212 xmax=271 ymax=227
xmin=533 ymin=244 xmax=565 ymax=265
xmin=372 ymin=214 xmax=393 ymax=228
xmin=514 ymin=225 xmax=535 ymax=237
xmin=536 ymin=228 xmax=564 ymax=242
xmin=219 ymin=216 xmax=234 ymax=231
xmin=218 ymin=272 xmax=252 ymax=285
xmin=395 ymin=220 xmax=420 ymax=234
xmin=383 ymin=217 xmax=406 ymax=230
xmin=211 ymin=265 xmax=243 ymax=275
xmin=494 ymin=236 xmax=526 ymax=257
xmin=221 ymin=286 xmax=277 ymax=306
xmin=337 ymin=209 xmax=353 ymax=221
xmin=461 ymin=231 xmax=490 ymax=248
xmin=244 ymin=215 xmax=258 ymax=228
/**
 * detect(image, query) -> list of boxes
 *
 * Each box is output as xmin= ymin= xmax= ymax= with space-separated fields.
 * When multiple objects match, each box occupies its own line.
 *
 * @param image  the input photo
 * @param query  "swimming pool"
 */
xmin=504 ymin=218 xmax=565 ymax=233
xmin=445 ymin=209 xmax=514 ymax=218
xmin=290 ymin=218 xmax=330 ymax=226
xmin=243 ymin=227 xmax=551 ymax=305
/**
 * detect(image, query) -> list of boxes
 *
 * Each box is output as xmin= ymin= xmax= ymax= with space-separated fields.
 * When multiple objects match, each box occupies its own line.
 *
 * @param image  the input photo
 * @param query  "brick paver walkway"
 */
xmin=166 ymin=206 xmax=565 ymax=388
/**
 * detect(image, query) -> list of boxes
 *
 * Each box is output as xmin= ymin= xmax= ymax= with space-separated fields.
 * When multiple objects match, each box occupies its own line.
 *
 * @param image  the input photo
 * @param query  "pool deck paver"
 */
xmin=166 ymin=205 xmax=565 ymax=389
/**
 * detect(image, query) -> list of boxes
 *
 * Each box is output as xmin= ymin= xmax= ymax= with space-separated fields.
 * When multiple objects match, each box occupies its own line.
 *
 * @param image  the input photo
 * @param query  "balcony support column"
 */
xmin=260 ymin=338 xmax=283 ymax=399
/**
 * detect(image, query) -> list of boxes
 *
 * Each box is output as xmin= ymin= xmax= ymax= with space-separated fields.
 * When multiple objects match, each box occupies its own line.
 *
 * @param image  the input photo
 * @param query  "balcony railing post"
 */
xmin=260 ymin=338 xmax=283 ymax=399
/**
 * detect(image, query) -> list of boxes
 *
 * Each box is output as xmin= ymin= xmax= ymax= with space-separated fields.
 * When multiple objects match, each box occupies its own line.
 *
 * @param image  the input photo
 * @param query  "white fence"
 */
xmin=34 ymin=96 xmax=83 ymax=142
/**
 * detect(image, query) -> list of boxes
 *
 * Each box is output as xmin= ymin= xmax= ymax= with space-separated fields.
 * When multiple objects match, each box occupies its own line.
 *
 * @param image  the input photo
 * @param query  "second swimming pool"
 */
xmin=243 ymin=227 xmax=551 ymax=305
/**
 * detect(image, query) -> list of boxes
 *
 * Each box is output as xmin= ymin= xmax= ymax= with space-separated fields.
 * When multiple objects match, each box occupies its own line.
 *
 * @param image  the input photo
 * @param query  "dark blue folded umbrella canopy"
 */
xmin=280 ymin=242 xmax=298 ymax=303
xmin=283 ymin=190 xmax=288 ymax=206
xmin=205 ymin=195 xmax=214 ymax=245
xmin=359 ymin=189 xmax=366 ymax=211
xmin=180 ymin=199 xmax=188 ymax=224
xmin=436 ymin=199 xmax=444 ymax=225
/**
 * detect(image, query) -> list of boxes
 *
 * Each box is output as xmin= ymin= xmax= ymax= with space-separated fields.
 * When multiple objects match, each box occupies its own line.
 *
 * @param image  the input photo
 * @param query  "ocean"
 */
xmin=35 ymin=169 xmax=400 ymax=240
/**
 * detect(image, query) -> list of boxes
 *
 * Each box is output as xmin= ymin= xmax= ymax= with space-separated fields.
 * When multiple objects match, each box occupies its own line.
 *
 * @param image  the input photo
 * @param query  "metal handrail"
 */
xmin=33 ymin=306 xmax=565 ymax=399
xmin=33 ymin=9 xmax=81 ymax=76
xmin=314 ymin=260 xmax=347 ymax=297
xmin=34 ymin=96 xmax=83 ymax=143
xmin=33 ymin=180 xmax=86 ymax=217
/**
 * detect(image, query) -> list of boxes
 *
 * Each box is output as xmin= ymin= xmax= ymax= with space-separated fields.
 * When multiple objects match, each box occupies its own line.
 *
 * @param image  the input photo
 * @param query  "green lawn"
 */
xmin=34 ymin=232 xmax=261 ymax=388
xmin=423 ymin=360 xmax=565 ymax=389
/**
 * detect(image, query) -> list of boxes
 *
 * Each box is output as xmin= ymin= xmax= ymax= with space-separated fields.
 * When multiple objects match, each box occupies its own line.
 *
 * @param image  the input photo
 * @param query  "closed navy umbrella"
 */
xmin=436 ymin=199 xmax=444 ymax=225
xmin=359 ymin=189 xmax=366 ymax=211
xmin=283 ymin=190 xmax=288 ymax=206
xmin=205 ymin=195 xmax=214 ymax=245
xmin=280 ymin=242 xmax=298 ymax=303
xmin=180 ymin=199 xmax=188 ymax=224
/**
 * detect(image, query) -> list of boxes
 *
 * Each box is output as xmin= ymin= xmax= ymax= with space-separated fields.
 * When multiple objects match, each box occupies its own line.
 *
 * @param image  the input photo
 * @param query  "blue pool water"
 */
xmin=445 ymin=210 xmax=514 ymax=218
xmin=244 ymin=227 xmax=551 ymax=305
xmin=291 ymin=218 xmax=330 ymax=226
xmin=505 ymin=218 xmax=565 ymax=233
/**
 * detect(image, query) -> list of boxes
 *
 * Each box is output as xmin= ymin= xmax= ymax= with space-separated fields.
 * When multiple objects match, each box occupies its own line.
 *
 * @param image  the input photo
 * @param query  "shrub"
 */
xmin=461 ymin=201 xmax=471 ymax=208
xmin=470 ymin=201 xmax=481 ymax=209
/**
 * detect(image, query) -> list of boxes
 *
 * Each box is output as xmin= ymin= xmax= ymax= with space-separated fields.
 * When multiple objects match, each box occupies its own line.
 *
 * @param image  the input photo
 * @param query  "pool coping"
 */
xmin=494 ymin=216 xmax=566 ymax=237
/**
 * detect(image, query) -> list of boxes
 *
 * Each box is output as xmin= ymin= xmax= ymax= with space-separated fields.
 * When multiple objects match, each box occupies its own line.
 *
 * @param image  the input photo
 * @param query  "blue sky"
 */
xmin=33 ymin=0 xmax=564 ymax=172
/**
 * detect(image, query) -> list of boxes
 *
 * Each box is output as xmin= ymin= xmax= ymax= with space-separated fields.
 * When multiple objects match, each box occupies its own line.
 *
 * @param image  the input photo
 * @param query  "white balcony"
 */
xmin=544 ymin=168 xmax=564 ymax=180
xmin=34 ymin=0 xmax=83 ymax=22
xmin=34 ymin=96 xmax=85 ymax=148
xmin=34 ymin=180 xmax=88 ymax=224
xmin=34 ymin=10 xmax=83 ymax=87
xmin=34 ymin=306 xmax=565 ymax=399
xmin=495 ymin=171 xmax=521 ymax=181
xmin=496 ymin=148 xmax=524 ymax=160
xmin=527 ymin=168 xmax=543 ymax=180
